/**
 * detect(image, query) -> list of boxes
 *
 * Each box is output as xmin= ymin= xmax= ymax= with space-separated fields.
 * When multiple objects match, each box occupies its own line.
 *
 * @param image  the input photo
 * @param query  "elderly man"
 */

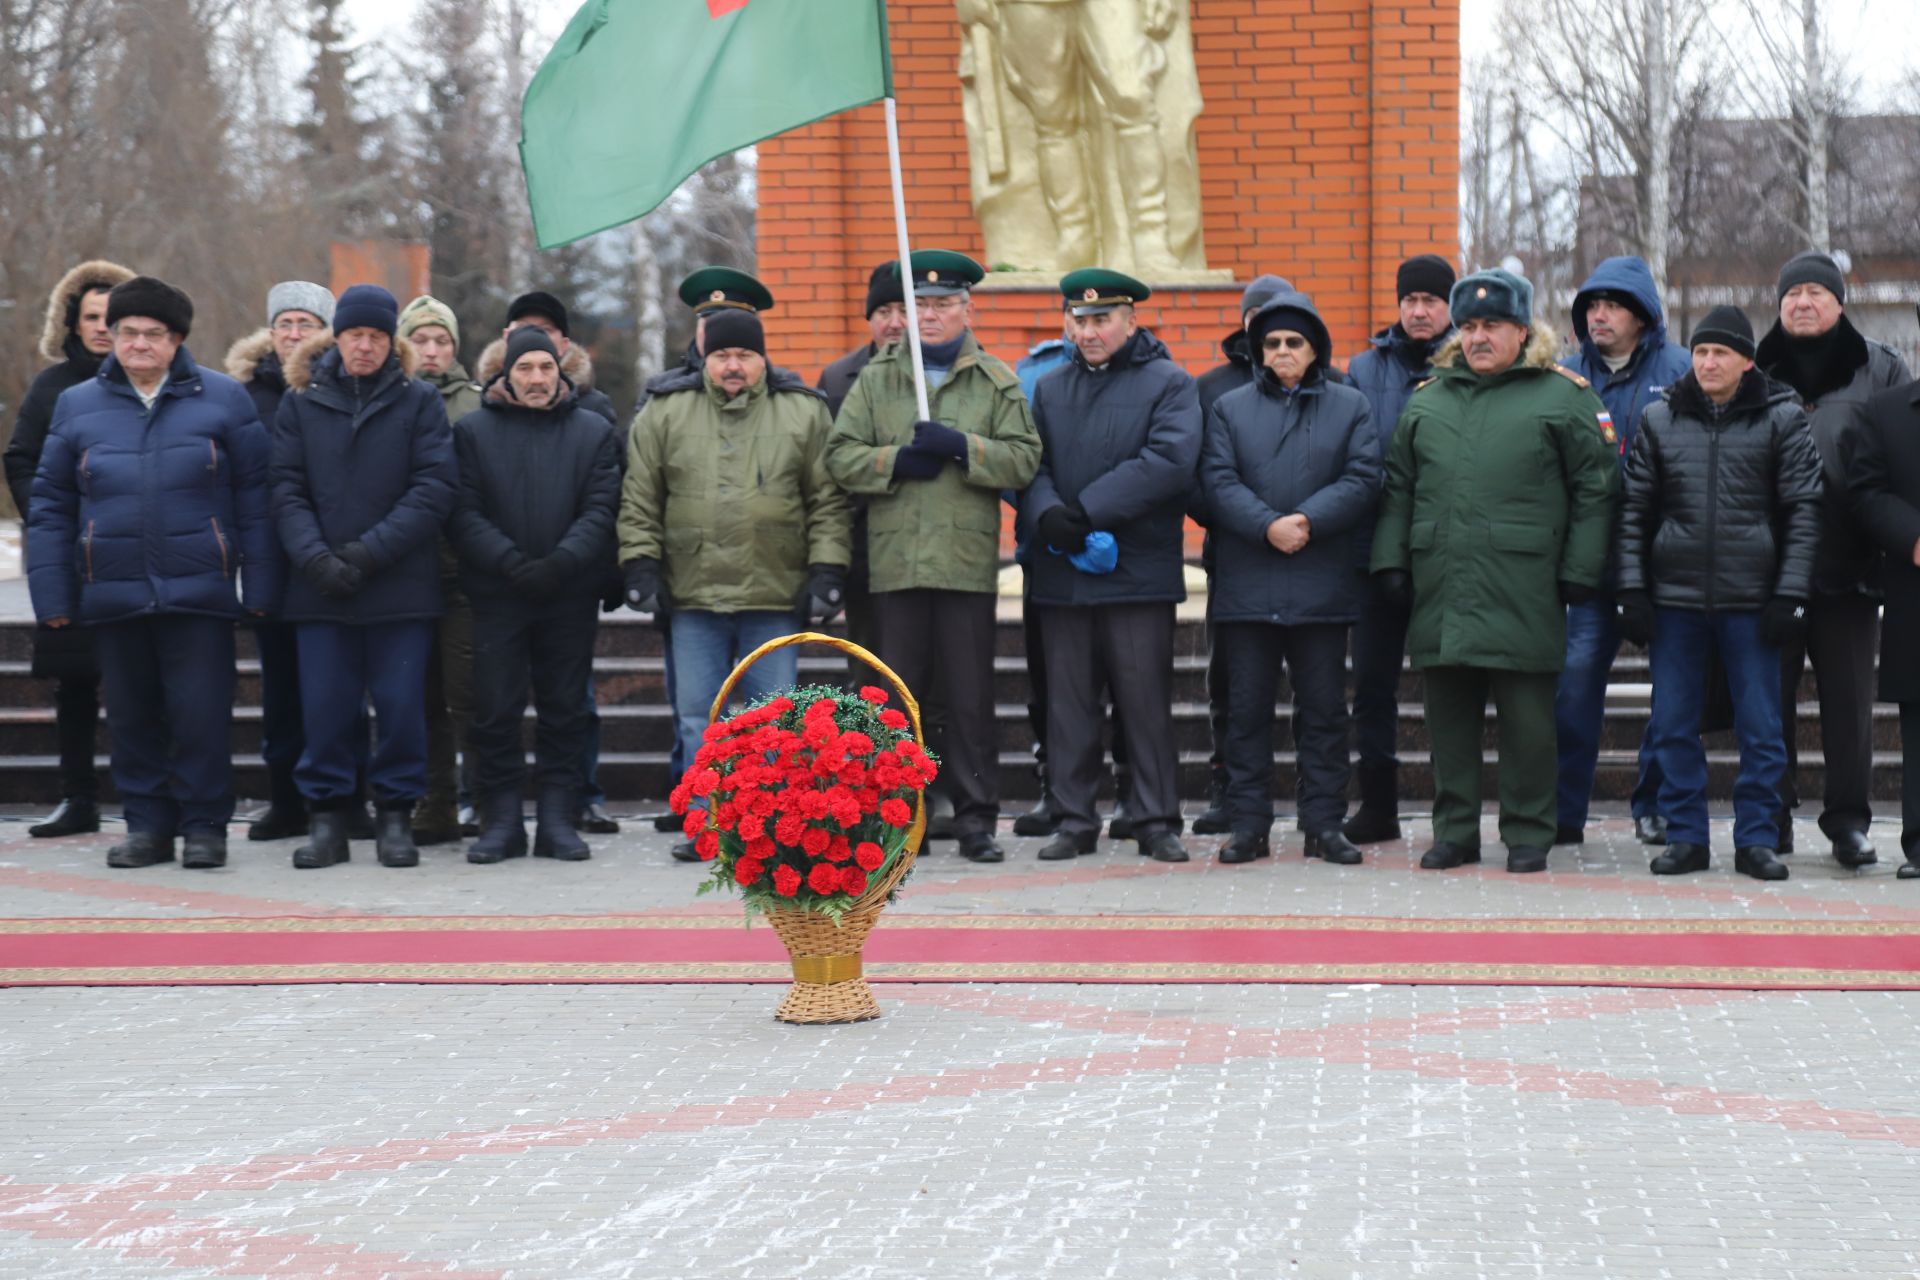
xmin=5 ymin=258 xmax=135 ymax=839
xmin=27 ymin=276 xmax=280 ymax=870
xmin=1025 ymin=269 xmax=1201 ymax=865
xmin=271 ymin=285 xmax=457 ymax=871
xmin=1371 ymin=268 xmax=1618 ymax=874
xmin=623 ymin=309 xmax=851 ymax=861
xmin=1341 ymin=254 xmax=1455 ymax=845
xmin=1755 ymin=251 xmax=1913 ymax=866
xmin=827 ymin=250 xmax=1041 ymax=865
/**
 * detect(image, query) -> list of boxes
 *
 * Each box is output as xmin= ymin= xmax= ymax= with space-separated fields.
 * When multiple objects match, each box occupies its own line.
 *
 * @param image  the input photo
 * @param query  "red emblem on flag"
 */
xmin=707 ymin=0 xmax=748 ymax=17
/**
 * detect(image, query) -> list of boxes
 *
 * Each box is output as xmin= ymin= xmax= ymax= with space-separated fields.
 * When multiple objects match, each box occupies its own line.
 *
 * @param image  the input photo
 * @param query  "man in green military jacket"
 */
xmin=1371 ymin=268 xmax=1619 ymax=874
xmin=826 ymin=250 xmax=1042 ymax=864
xmin=619 ymin=309 xmax=852 ymax=861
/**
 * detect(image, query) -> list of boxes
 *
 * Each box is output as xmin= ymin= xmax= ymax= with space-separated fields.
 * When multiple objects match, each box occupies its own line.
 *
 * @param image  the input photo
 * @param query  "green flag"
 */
xmin=519 ymin=0 xmax=893 ymax=248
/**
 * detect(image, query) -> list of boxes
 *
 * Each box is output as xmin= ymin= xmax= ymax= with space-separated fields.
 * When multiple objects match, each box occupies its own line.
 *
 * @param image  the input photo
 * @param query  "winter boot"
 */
xmin=31 ymin=795 xmax=100 ymax=838
xmin=375 ymin=802 xmax=420 ymax=868
xmin=1341 ymin=763 xmax=1402 ymax=844
xmin=1012 ymin=760 xmax=1064 ymax=838
xmin=411 ymin=789 xmax=462 ymax=847
xmin=293 ymin=809 xmax=351 ymax=869
xmin=1191 ymin=765 xmax=1231 ymax=835
xmin=247 ymin=769 xmax=309 ymax=841
xmin=181 ymin=830 xmax=228 ymax=870
xmin=467 ymin=790 xmax=527 ymax=864
xmin=534 ymin=787 xmax=592 ymax=861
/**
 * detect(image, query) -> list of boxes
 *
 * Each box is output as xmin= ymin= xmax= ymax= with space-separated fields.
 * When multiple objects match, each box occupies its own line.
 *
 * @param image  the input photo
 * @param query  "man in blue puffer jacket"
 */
xmin=27 ymin=276 xmax=281 ymax=871
xmin=1554 ymin=255 xmax=1692 ymax=849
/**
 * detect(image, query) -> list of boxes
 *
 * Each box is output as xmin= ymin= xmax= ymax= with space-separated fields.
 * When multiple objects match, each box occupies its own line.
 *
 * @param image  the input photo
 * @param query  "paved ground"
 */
xmin=4 ymin=806 xmax=1919 ymax=1278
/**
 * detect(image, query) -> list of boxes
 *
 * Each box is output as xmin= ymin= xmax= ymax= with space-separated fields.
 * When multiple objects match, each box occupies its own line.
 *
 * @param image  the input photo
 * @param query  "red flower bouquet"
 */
xmin=671 ymin=682 xmax=939 ymax=922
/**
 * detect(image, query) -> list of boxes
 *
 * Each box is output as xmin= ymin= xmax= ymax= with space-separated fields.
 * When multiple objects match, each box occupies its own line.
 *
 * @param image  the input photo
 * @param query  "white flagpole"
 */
xmin=883 ymin=96 xmax=932 ymax=422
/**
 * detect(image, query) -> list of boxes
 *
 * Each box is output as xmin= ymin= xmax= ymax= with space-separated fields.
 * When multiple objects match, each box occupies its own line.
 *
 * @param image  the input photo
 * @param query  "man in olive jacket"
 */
xmin=1371 ymin=268 xmax=1618 ymax=874
xmin=621 ymin=309 xmax=851 ymax=860
xmin=826 ymin=250 xmax=1041 ymax=865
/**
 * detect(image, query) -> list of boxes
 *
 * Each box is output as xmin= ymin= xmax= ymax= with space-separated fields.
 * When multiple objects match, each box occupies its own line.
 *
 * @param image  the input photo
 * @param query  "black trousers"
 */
xmin=1039 ymin=602 xmax=1180 ymax=840
xmin=1900 ymin=702 xmax=1920 ymax=861
xmin=874 ymin=589 xmax=998 ymax=836
xmin=1350 ymin=586 xmax=1412 ymax=785
xmin=1221 ymin=621 xmax=1351 ymax=834
xmin=468 ymin=595 xmax=599 ymax=795
xmin=53 ymin=674 xmax=100 ymax=799
xmin=1021 ymin=569 xmax=1128 ymax=769
xmin=254 ymin=620 xmax=306 ymax=807
xmin=1780 ymin=594 xmax=1877 ymax=834
xmin=96 ymin=615 xmax=237 ymax=835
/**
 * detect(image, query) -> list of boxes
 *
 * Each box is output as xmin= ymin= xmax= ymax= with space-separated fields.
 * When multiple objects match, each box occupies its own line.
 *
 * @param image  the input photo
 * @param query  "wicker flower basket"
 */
xmin=709 ymin=631 xmax=927 ymax=1024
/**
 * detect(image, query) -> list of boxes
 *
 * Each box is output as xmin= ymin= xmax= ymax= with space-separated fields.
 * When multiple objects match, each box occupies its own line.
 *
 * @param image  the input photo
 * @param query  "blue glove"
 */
xmin=1068 ymin=530 xmax=1118 ymax=575
xmin=912 ymin=420 xmax=969 ymax=461
xmin=892 ymin=446 xmax=944 ymax=481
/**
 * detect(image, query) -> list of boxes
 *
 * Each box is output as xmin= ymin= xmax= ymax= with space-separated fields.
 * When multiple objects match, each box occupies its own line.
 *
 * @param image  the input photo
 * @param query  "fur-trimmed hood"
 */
xmin=40 ymin=259 xmax=136 ymax=362
xmin=1430 ymin=322 xmax=1565 ymax=373
xmin=475 ymin=334 xmax=597 ymax=389
xmin=223 ymin=329 xmax=280 ymax=385
xmin=282 ymin=330 xmax=420 ymax=392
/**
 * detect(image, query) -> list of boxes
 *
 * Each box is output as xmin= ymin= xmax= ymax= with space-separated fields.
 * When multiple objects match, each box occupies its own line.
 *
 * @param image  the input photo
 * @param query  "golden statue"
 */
xmin=957 ymin=0 xmax=1209 ymax=278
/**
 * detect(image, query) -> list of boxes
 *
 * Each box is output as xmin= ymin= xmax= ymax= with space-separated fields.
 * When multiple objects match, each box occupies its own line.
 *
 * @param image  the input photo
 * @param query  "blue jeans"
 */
xmin=1648 ymin=608 xmax=1786 ymax=849
xmin=294 ymin=621 xmax=434 ymax=806
xmin=670 ymin=611 xmax=798 ymax=777
xmin=1555 ymin=597 xmax=1661 ymax=830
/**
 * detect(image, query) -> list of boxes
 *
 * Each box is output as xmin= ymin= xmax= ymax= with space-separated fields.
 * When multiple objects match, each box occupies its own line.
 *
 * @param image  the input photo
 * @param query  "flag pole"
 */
xmin=883 ymin=96 xmax=932 ymax=422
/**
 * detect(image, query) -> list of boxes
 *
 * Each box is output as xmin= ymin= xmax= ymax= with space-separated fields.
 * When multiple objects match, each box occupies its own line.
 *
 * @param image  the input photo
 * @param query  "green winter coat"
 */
xmin=424 ymin=362 xmax=483 ymax=426
xmin=1370 ymin=323 xmax=1620 ymax=673
xmin=617 ymin=370 xmax=850 ymax=613
xmin=824 ymin=332 xmax=1040 ymax=594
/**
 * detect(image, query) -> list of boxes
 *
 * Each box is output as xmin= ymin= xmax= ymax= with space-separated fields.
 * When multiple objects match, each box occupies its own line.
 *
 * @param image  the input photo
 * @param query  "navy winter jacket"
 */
xmin=26 ymin=347 xmax=280 ymax=625
xmin=1024 ymin=329 xmax=1202 ymax=606
xmin=1563 ymin=256 xmax=1693 ymax=466
xmin=269 ymin=334 xmax=457 ymax=624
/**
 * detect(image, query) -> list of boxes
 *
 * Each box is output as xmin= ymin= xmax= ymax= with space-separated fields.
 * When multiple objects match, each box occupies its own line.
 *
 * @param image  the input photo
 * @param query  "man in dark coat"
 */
xmin=1848 ymin=366 xmax=1920 ymax=878
xmin=450 ymin=327 xmax=621 ymax=864
xmin=1755 ymin=251 xmax=1913 ymax=863
xmin=1341 ymin=253 xmax=1455 ymax=845
xmin=1025 ymin=269 xmax=1202 ymax=864
xmin=1201 ymin=289 xmax=1381 ymax=865
xmin=4 ymin=258 xmax=134 ymax=838
xmin=1371 ymin=268 xmax=1618 ymax=874
xmin=1616 ymin=306 xmax=1823 ymax=882
xmin=271 ymin=285 xmax=458 ymax=870
xmin=27 ymin=276 xmax=280 ymax=870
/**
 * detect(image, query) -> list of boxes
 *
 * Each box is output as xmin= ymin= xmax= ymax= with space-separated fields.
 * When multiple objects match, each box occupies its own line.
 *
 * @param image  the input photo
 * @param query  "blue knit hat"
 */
xmin=1449 ymin=268 xmax=1533 ymax=328
xmin=332 ymin=284 xmax=399 ymax=337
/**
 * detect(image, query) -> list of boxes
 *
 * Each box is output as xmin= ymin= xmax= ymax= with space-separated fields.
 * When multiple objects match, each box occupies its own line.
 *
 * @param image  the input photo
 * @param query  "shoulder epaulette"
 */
xmin=1550 ymin=365 xmax=1591 ymax=389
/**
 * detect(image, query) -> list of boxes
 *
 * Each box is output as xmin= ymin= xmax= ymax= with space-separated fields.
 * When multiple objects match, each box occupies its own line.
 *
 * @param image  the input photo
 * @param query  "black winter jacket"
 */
xmin=818 ymin=343 xmax=877 ymax=418
xmin=5 ymin=336 xmax=102 ymax=516
xmin=1618 ymin=370 xmax=1823 ymax=611
xmin=448 ymin=379 xmax=621 ymax=603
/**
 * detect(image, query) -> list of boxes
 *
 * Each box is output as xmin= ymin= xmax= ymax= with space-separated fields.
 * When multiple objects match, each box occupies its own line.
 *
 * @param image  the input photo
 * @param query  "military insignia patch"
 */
xmin=1084 ymin=287 xmax=1099 ymax=301
xmin=709 ymin=290 xmax=725 ymax=302
xmin=1597 ymin=409 xmax=1618 ymax=449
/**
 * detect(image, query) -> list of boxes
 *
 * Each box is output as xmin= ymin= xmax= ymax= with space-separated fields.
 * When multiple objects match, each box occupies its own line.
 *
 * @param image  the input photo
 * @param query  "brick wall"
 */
xmin=758 ymin=0 xmax=1459 ymax=378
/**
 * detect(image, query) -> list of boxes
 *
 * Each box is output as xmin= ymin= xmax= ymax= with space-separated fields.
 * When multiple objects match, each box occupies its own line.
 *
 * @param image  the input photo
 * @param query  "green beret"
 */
xmin=1060 ymin=268 xmax=1150 ymax=316
xmin=906 ymin=249 xmax=985 ymax=297
xmin=679 ymin=266 xmax=775 ymax=315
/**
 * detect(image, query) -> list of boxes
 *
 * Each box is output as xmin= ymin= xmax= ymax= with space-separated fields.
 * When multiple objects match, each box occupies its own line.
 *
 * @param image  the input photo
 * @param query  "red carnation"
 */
xmin=878 ymin=708 xmax=908 ymax=731
xmin=735 ymin=859 xmax=766 ymax=887
xmin=772 ymin=864 xmax=802 ymax=897
xmin=825 ymin=835 xmax=852 ymax=863
xmin=879 ymin=798 xmax=911 ymax=827
xmin=859 ymin=686 xmax=888 ymax=704
xmin=774 ymin=814 xmax=806 ymax=846
xmin=682 ymin=809 xmax=707 ymax=837
xmin=855 ymin=841 xmax=885 ymax=871
xmin=807 ymin=862 xmax=841 ymax=894
xmin=801 ymin=827 xmax=831 ymax=857
xmin=839 ymin=866 xmax=869 ymax=896
xmin=695 ymin=829 xmax=720 ymax=860
xmin=745 ymin=835 xmax=776 ymax=862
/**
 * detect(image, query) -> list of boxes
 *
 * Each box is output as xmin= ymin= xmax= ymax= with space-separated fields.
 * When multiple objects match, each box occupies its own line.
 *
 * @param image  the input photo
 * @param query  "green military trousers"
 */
xmin=1421 ymin=665 xmax=1558 ymax=850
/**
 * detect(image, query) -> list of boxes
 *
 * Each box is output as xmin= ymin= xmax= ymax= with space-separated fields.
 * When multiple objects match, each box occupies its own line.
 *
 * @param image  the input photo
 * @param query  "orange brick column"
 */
xmin=757 ymin=0 xmax=1459 ymax=376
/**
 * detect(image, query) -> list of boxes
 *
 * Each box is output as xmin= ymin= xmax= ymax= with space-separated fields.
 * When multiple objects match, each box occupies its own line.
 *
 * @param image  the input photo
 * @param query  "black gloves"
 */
xmin=1374 ymin=568 xmax=1411 ymax=609
xmin=797 ymin=564 xmax=847 ymax=625
xmin=911 ymin=420 xmax=968 ymax=461
xmin=511 ymin=549 xmax=578 ymax=599
xmin=623 ymin=557 xmax=664 ymax=614
xmin=892 ymin=446 xmax=945 ymax=482
xmin=306 ymin=552 xmax=364 ymax=599
xmin=1761 ymin=596 xmax=1808 ymax=649
xmin=1558 ymin=579 xmax=1597 ymax=606
xmin=337 ymin=541 xmax=376 ymax=577
xmin=1037 ymin=504 xmax=1094 ymax=553
xmin=1616 ymin=589 xmax=1654 ymax=646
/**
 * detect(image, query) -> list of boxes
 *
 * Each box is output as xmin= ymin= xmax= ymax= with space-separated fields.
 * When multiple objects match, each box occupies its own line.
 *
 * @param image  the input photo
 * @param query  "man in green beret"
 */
xmin=1370 ymin=268 xmax=1619 ymax=874
xmin=826 ymin=250 xmax=1042 ymax=864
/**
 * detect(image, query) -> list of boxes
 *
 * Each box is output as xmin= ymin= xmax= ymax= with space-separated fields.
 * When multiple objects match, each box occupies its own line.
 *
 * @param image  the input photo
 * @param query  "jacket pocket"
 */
xmin=664 ymin=527 xmax=703 ymax=558
xmin=1409 ymin=521 xmax=1436 ymax=551
xmin=1488 ymin=522 xmax=1551 ymax=554
xmin=210 ymin=517 xmax=230 ymax=579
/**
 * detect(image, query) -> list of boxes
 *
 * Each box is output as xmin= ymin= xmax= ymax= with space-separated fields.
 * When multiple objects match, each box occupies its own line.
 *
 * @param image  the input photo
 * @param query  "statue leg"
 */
xmin=998 ymin=4 xmax=1097 ymax=269
xmin=1076 ymin=0 xmax=1183 ymax=275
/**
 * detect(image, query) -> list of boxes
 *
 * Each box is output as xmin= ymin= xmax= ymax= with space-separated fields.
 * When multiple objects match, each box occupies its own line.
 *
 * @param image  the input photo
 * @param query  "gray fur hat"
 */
xmin=267 ymin=280 xmax=335 ymax=327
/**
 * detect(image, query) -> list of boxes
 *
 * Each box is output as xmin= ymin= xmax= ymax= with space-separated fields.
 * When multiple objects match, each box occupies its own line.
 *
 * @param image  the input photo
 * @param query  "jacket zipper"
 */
xmin=207 ymin=439 xmax=219 ymax=477
xmin=210 ymin=517 xmax=229 ymax=578
xmin=1703 ymin=419 xmax=1720 ymax=612
xmin=79 ymin=448 xmax=91 ymax=489
xmin=84 ymin=520 xmax=95 ymax=582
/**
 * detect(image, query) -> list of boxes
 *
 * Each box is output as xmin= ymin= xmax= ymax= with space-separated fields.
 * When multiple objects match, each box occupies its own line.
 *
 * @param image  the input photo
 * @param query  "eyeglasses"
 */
xmin=272 ymin=317 xmax=323 ymax=335
xmin=919 ymin=295 xmax=968 ymax=314
xmin=114 ymin=325 xmax=171 ymax=344
xmin=1263 ymin=334 xmax=1310 ymax=352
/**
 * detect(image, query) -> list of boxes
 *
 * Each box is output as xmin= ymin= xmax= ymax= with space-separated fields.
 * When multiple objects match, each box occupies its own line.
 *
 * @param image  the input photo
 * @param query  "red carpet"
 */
xmin=3 ymin=913 xmax=1918 ymax=988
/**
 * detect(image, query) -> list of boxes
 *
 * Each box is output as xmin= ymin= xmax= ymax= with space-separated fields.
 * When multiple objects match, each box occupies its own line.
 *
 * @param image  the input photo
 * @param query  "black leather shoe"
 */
xmin=925 ymin=791 xmax=957 ymax=841
xmin=959 ymin=832 xmax=1005 ymax=863
xmin=651 ymin=810 xmax=682 ymax=833
xmin=1192 ymin=767 xmax=1232 ymax=836
xmin=576 ymin=803 xmax=620 ymax=835
xmin=1341 ymin=807 xmax=1401 ymax=845
xmin=1304 ymin=829 xmax=1363 ymax=865
xmin=1505 ymin=844 xmax=1550 ymax=874
xmin=107 ymin=832 xmax=176 ymax=868
xmin=1633 ymin=814 xmax=1669 ymax=846
xmin=1830 ymin=828 xmax=1878 ymax=870
xmin=1108 ymin=800 xmax=1137 ymax=841
xmin=669 ymin=838 xmax=703 ymax=863
xmin=30 ymin=796 xmax=100 ymax=838
xmin=1141 ymin=831 xmax=1190 ymax=863
xmin=1012 ymin=791 xmax=1064 ymax=838
xmin=1217 ymin=832 xmax=1270 ymax=864
xmin=1649 ymin=842 xmax=1710 ymax=875
xmin=1553 ymin=826 xmax=1584 ymax=846
xmin=344 ymin=803 xmax=377 ymax=842
xmin=1418 ymin=842 xmax=1480 ymax=870
xmin=1898 ymin=860 xmax=1920 ymax=880
xmin=293 ymin=811 xmax=351 ymax=869
xmin=247 ymin=803 xmax=310 ymax=841
xmin=375 ymin=806 xmax=420 ymax=868
xmin=181 ymin=831 xmax=227 ymax=870
xmin=1037 ymin=831 xmax=1097 ymax=861
xmin=1735 ymin=846 xmax=1790 ymax=881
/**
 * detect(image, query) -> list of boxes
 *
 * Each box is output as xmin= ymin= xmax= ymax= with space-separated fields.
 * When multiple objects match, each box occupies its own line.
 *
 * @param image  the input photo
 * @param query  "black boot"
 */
xmin=1649 ymin=842 xmax=1710 ymax=875
xmin=107 ymin=832 xmax=176 ymax=868
xmin=1012 ymin=760 xmax=1064 ymax=837
xmin=1192 ymin=766 xmax=1231 ymax=836
xmin=535 ymin=787 xmax=592 ymax=861
xmin=30 ymin=796 xmax=100 ymax=838
xmin=1217 ymin=830 xmax=1270 ymax=864
xmin=293 ymin=810 xmax=351 ymax=869
xmin=1736 ymin=846 xmax=1790 ymax=881
xmin=375 ymin=803 xmax=420 ymax=868
xmin=1037 ymin=830 xmax=1097 ymax=861
xmin=181 ymin=830 xmax=228 ymax=870
xmin=248 ymin=767 xmax=309 ymax=841
xmin=467 ymin=791 xmax=527 ymax=864
xmin=925 ymin=788 xmax=957 ymax=841
xmin=1305 ymin=829 xmax=1364 ymax=865
xmin=1108 ymin=766 xmax=1136 ymax=840
xmin=1341 ymin=763 xmax=1401 ymax=844
xmin=344 ymin=799 xmax=377 ymax=842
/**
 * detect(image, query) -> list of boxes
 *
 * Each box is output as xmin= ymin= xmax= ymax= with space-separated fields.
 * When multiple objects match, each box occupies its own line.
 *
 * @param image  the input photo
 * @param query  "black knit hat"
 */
xmin=1776 ymin=251 xmax=1846 ymax=304
xmin=332 ymin=284 xmax=398 ymax=337
xmin=1395 ymin=254 xmax=1456 ymax=302
xmin=864 ymin=262 xmax=904 ymax=318
xmin=504 ymin=325 xmax=560 ymax=373
xmin=1248 ymin=297 xmax=1331 ymax=371
xmin=506 ymin=290 xmax=570 ymax=336
xmin=1690 ymin=305 xmax=1756 ymax=359
xmin=106 ymin=276 xmax=193 ymax=338
xmin=703 ymin=308 xmax=766 ymax=358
